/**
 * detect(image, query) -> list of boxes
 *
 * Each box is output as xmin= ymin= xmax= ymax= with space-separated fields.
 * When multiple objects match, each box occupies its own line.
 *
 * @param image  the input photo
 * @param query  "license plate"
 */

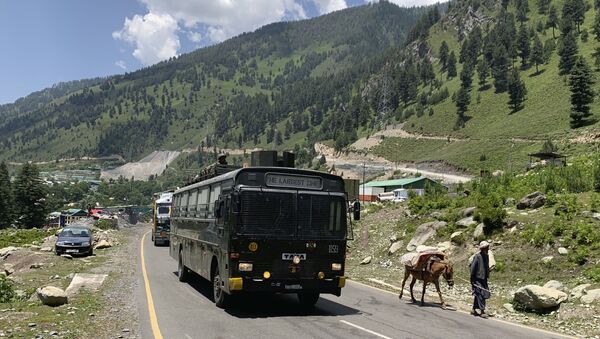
xmin=66 ymin=249 xmax=79 ymax=253
xmin=284 ymin=284 xmax=302 ymax=290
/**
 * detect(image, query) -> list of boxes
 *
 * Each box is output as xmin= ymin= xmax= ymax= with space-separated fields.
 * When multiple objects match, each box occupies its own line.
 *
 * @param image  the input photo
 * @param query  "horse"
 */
xmin=398 ymin=258 xmax=454 ymax=309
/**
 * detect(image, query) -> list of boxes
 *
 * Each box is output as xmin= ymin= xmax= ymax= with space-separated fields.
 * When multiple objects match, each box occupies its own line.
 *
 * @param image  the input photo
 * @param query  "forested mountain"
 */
xmin=0 ymin=1 xmax=431 ymax=163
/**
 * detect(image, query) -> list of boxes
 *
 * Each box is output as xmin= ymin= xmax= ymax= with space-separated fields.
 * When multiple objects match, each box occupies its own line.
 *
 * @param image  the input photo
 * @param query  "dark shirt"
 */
xmin=470 ymin=252 xmax=489 ymax=281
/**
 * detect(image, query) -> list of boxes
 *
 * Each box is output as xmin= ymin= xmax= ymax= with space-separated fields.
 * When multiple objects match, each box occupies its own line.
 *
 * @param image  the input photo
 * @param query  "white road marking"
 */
xmin=339 ymin=320 xmax=393 ymax=339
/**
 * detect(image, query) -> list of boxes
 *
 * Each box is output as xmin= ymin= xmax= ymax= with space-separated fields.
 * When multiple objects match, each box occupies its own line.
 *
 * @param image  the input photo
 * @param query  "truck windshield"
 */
xmin=157 ymin=206 xmax=170 ymax=215
xmin=239 ymin=190 xmax=346 ymax=239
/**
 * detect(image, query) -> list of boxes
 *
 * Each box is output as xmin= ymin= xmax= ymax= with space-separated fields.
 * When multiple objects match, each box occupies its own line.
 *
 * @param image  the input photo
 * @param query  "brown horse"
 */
xmin=399 ymin=259 xmax=454 ymax=309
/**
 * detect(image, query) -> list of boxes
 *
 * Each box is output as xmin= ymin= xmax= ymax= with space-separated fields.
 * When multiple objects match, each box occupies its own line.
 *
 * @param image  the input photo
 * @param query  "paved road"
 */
xmin=136 ymin=231 xmax=568 ymax=339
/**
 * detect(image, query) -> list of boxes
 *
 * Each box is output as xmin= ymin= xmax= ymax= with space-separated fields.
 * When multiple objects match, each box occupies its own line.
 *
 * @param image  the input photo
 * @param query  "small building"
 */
xmin=358 ymin=185 xmax=385 ymax=202
xmin=365 ymin=177 xmax=446 ymax=196
xmin=60 ymin=208 xmax=88 ymax=227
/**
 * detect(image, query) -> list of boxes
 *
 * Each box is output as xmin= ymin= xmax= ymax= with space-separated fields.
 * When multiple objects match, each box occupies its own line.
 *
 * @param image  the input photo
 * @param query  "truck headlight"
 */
xmin=238 ymin=263 xmax=253 ymax=272
xmin=331 ymin=263 xmax=342 ymax=271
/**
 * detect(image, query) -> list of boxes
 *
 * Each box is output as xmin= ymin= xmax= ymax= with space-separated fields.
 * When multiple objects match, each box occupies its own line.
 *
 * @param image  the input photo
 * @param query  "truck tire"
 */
xmin=297 ymin=292 xmax=320 ymax=308
xmin=178 ymin=250 xmax=189 ymax=282
xmin=212 ymin=272 xmax=229 ymax=308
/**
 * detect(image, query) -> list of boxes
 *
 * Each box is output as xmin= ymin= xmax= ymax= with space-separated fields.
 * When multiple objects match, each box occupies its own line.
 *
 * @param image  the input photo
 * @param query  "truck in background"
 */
xmin=152 ymin=191 xmax=173 ymax=246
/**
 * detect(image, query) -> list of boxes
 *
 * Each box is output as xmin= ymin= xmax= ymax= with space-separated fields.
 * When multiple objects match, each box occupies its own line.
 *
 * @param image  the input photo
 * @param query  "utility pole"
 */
xmin=361 ymin=163 xmax=368 ymax=246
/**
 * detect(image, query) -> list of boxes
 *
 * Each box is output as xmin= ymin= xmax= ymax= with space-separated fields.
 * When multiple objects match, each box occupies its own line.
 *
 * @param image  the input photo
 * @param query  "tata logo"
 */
xmin=328 ymin=245 xmax=339 ymax=254
xmin=282 ymin=253 xmax=306 ymax=260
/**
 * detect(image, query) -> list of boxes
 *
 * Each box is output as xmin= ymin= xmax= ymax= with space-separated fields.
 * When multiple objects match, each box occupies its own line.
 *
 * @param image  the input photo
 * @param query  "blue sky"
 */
xmin=0 ymin=0 xmax=433 ymax=105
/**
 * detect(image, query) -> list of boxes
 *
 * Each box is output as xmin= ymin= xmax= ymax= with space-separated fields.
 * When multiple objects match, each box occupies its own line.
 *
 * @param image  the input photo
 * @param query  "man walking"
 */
xmin=470 ymin=241 xmax=491 ymax=318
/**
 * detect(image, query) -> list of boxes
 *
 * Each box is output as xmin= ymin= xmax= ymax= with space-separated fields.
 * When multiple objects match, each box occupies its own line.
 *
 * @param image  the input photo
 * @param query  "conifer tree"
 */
xmin=455 ymin=87 xmax=471 ymax=128
xmin=596 ymin=0 xmax=600 ymax=10
xmin=507 ymin=68 xmax=528 ymax=112
xmin=547 ymin=5 xmax=559 ymax=38
xmin=592 ymin=46 xmax=600 ymax=70
xmin=460 ymin=62 xmax=475 ymax=90
xmin=0 ymin=162 xmax=15 ymax=229
xmin=439 ymin=41 xmax=449 ymax=71
xmin=492 ymin=44 xmax=510 ymax=92
xmin=14 ymin=163 xmax=47 ymax=229
xmin=477 ymin=58 xmax=490 ymax=88
xmin=558 ymin=32 xmax=579 ymax=75
xmin=538 ymin=0 xmax=550 ymax=14
xmin=517 ymin=0 xmax=530 ymax=22
xmin=517 ymin=24 xmax=531 ymax=67
xmin=593 ymin=11 xmax=600 ymax=42
xmin=569 ymin=57 xmax=595 ymax=127
xmin=447 ymin=51 xmax=457 ymax=78
xmin=530 ymin=35 xmax=545 ymax=73
xmin=420 ymin=58 xmax=435 ymax=85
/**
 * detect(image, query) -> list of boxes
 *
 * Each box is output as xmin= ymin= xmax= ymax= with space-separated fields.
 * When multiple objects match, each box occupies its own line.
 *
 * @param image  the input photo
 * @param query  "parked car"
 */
xmin=55 ymin=227 xmax=93 ymax=256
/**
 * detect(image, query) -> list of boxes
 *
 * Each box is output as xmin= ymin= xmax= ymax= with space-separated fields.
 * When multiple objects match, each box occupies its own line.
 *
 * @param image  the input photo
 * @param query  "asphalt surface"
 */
xmin=136 ymin=232 xmax=568 ymax=339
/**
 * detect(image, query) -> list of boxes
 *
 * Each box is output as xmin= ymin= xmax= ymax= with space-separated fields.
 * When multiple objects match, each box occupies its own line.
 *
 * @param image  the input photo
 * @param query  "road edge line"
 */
xmin=339 ymin=320 xmax=393 ymax=339
xmin=347 ymin=279 xmax=573 ymax=339
xmin=141 ymin=231 xmax=164 ymax=339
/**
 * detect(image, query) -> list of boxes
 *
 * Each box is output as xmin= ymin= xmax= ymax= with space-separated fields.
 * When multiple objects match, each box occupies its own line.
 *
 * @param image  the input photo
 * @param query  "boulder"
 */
xmin=429 ymin=211 xmax=445 ymax=220
xmin=389 ymin=235 xmax=398 ymax=243
xmin=40 ymin=247 xmax=53 ymax=252
xmin=503 ymin=303 xmax=515 ymax=313
xmin=581 ymin=289 xmax=600 ymax=304
xmin=406 ymin=221 xmax=447 ymax=251
xmin=360 ymin=256 xmax=372 ymax=265
xmin=60 ymin=254 xmax=73 ymax=260
xmin=461 ymin=207 xmax=477 ymax=217
xmin=504 ymin=198 xmax=516 ymax=206
xmin=437 ymin=241 xmax=452 ymax=253
xmin=570 ymin=284 xmax=591 ymax=300
xmin=593 ymin=213 xmax=600 ymax=221
xmin=516 ymin=192 xmax=546 ymax=210
xmin=543 ymin=280 xmax=567 ymax=293
xmin=456 ymin=216 xmax=477 ymax=228
xmin=0 ymin=246 xmax=19 ymax=259
xmin=388 ymin=241 xmax=404 ymax=255
xmin=36 ymin=286 xmax=68 ymax=307
xmin=450 ymin=231 xmax=465 ymax=245
xmin=416 ymin=245 xmax=439 ymax=252
xmin=541 ymin=256 xmax=554 ymax=264
xmin=94 ymin=240 xmax=112 ymax=250
xmin=513 ymin=285 xmax=567 ymax=310
xmin=3 ymin=263 xmax=14 ymax=276
xmin=65 ymin=273 xmax=107 ymax=296
xmin=558 ymin=247 xmax=568 ymax=255
xmin=473 ymin=223 xmax=485 ymax=241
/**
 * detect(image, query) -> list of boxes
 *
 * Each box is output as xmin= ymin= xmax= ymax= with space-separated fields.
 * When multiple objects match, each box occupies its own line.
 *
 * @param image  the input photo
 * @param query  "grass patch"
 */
xmin=0 ymin=228 xmax=56 ymax=248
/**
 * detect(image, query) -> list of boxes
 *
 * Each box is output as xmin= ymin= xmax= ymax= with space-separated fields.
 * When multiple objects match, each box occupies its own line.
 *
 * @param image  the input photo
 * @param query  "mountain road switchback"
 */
xmin=135 ymin=229 xmax=569 ymax=339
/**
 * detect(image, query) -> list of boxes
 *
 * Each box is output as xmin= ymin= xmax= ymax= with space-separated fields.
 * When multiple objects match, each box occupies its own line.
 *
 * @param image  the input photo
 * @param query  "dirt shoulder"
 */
xmin=0 ymin=223 xmax=146 ymax=339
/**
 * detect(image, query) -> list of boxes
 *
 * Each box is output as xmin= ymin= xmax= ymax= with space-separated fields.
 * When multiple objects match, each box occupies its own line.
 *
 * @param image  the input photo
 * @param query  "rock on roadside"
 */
xmin=570 ymin=284 xmax=591 ymax=300
xmin=516 ymin=192 xmax=546 ymax=210
xmin=94 ymin=240 xmax=112 ymax=250
xmin=360 ymin=256 xmax=372 ymax=265
xmin=388 ymin=241 xmax=403 ymax=255
xmin=581 ymin=289 xmax=600 ymax=304
xmin=456 ymin=217 xmax=477 ymax=228
xmin=513 ymin=285 xmax=567 ymax=311
xmin=36 ymin=286 xmax=68 ymax=307
xmin=406 ymin=221 xmax=447 ymax=251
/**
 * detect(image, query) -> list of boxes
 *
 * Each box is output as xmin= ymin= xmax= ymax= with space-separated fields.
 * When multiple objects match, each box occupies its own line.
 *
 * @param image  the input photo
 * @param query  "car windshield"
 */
xmin=60 ymin=228 xmax=91 ymax=237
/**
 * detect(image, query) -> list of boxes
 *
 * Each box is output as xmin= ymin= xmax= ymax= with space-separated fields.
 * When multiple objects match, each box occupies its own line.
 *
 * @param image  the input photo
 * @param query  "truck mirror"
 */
xmin=214 ymin=202 xmax=222 ymax=218
xmin=353 ymin=201 xmax=361 ymax=221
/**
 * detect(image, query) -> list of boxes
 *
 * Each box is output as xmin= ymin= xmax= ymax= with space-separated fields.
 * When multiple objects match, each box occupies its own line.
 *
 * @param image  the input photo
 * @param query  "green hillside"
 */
xmin=0 ymin=1 xmax=429 ymax=163
xmin=366 ymin=0 xmax=600 ymax=173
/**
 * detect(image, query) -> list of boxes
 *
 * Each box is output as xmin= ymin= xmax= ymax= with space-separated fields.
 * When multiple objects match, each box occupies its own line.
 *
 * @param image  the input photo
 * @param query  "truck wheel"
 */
xmin=212 ymin=272 xmax=229 ymax=308
xmin=297 ymin=292 xmax=319 ymax=308
xmin=154 ymin=237 xmax=159 ymax=246
xmin=178 ymin=250 xmax=189 ymax=282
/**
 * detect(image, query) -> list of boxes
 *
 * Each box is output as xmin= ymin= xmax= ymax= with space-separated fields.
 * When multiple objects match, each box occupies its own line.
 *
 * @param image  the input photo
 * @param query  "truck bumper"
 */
xmin=229 ymin=276 xmax=345 ymax=296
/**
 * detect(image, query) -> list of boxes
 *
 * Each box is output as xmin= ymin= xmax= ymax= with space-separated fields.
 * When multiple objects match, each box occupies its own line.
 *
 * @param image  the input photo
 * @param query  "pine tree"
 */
xmin=592 ymin=46 xmax=600 ymax=70
xmin=558 ymin=32 xmax=579 ymax=75
xmin=477 ymin=58 xmax=490 ymax=88
xmin=492 ymin=44 xmax=510 ymax=92
xmin=569 ymin=57 xmax=595 ymax=127
xmin=0 ymin=162 xmax=15 ymax=228
xmin=439 ymin=41 xmax=449 ymax=71
xmin=538 ymin=0 xmax=550 ymax=14
xmin=593 ymin=11 xmax=600 ymax=42
xmin=275 ymin=130 xmax=283 ymax=145
xmin=14 ymin=163 xmax=47 ymax=229
xmin=517 ymin=0 xmax=530 ymax=22
xmin=420 ymin=58 xmax=435 ymax=84
xmin=547 ymin=5 xmax=559 ymax=38
xmin=517 ymin=24 xmax=531 ymax=67
xmin=596 ymin=0 xmax=600 ymax=10
xmin=455 ymin=87 xmax=471 ymax=128
xmin=530 ymin=35 xmax=545 ymax=73
xmin=507 ymin=69 xmax=528 ymax=112
xmin=447 ymin=51 xmax=457 ymax=78
xmin=460 ymin=62 xmax=475 ymax=89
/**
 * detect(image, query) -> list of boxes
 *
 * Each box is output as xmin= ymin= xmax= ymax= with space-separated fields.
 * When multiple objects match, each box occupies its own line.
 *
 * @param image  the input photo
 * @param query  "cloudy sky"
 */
xmin=0 ymin=0 xmax=440 ymax=104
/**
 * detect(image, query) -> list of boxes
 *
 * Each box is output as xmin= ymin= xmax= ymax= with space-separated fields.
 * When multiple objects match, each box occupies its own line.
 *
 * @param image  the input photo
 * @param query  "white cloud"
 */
xmin=312 ymin=0 xmax=347 ymax=14
xmin=115 ymin=60 xmax=127 ymax=70
xmin=187 ymin=31 xmax=202 ymax=43
xmin=113 ymin=12 xmax=180 ymax=66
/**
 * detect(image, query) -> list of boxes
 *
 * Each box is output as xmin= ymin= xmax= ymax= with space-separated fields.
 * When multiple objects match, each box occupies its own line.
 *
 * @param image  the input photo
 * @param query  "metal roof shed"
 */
xmin=365 ymin=177 xmax=445 ymax=192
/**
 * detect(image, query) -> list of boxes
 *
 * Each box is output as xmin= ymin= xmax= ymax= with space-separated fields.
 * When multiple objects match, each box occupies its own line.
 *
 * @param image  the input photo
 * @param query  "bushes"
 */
xmin=586 ymin=266 xmax=600 ymax=282
xmin=475 ymin=193 xmax=506 ymax=233
xmin=523 ymin=224 xmax=554 ymax=247
xmin=569 ymin=247 xmax=590 ymax=265
xmin=0 ymin=276 xmax=16 ymax=303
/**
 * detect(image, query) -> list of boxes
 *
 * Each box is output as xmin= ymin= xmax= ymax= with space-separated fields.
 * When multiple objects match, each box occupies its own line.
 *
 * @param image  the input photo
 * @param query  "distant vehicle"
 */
xmin=170 ymin=152 xmax=358 ymax=308
xmin=152 ymin=191 xmax=173 ymax=246
xmin=55 ymin=227 xmax=93 ymax=256
xmin=378 ymin=189 xmax=408 ymax=202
